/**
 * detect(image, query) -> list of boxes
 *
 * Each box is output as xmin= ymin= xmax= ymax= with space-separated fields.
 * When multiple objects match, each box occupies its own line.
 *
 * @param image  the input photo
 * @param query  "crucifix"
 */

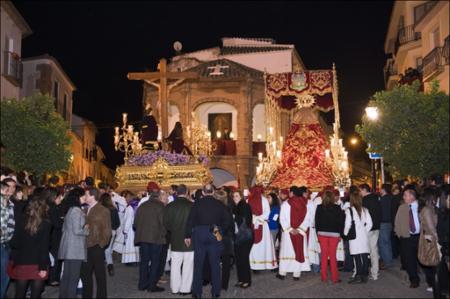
xmin=127 ymin=58 xmax=198 ymax=138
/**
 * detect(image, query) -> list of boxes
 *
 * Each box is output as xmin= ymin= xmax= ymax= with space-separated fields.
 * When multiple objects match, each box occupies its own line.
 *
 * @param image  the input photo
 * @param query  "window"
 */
xmin=431 ymin=27 xmax=440 ymax=48
xmin=63 ymin=94 xmax=68 ymax=120
xmin=53 ymin=81 xmax=59 ymax=110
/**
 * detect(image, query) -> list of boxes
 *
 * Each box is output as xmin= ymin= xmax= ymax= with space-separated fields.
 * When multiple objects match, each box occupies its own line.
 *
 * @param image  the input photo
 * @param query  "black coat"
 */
xmin=49 ymin=203 xmax=64 ymax=255
xmin=362 ymin=193 xmax=382 ymax=231
xmin=315 ymin=204 xmax=345 ymax=234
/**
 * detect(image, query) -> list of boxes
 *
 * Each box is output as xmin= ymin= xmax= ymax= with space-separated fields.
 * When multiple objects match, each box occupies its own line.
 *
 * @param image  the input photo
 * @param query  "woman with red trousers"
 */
xmin=315 ymin=190 xmax=345 ymax=283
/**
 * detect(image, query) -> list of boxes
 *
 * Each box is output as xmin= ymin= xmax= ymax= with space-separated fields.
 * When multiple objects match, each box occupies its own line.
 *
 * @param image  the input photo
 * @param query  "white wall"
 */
xmin=194 ymin=102 xmax=238 ymax=138
xmin=0 ymin=7 xmax=23 ymax=100
xmin=223 ymin=50 xmax=293 ymax=73
xmin=168 ymin=104 xmax=180 ymax=133
xmin=252 ymin=104 xmax=266 ymax=141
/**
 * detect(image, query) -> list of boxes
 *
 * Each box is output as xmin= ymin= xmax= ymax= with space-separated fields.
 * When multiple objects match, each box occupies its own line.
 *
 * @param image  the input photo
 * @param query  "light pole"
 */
xmin=365 ymin=106 xmax=383 ymax=192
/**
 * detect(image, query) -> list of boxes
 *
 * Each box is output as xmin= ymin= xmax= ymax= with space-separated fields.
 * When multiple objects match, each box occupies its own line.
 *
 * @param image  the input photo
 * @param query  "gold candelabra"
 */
xmin=256 ymin=126 xmax=283 ymax=187
xmin=185 ymin=112 xmax=216 ymax=160
xmin=325 ymin=123 xmax=351 ymax=188
xmin=114 ymin=112 xmax=143 ymax=164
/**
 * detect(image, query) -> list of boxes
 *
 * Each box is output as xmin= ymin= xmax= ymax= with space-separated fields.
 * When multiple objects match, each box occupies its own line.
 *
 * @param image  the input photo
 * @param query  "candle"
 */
xmin=339 ymin=139 xmax=343 ymax=147
xmin=127 ymin=125 xmax=133 ymax=134
xmin=216 ymin=131 xmax=222 ymax=139
xmin=207 ymin=131 xmax=211 ymax=138
xmin=276 ymin=150 xmax=282 ymax=159
xmin=257 ymin=134 xmax=262 ymax=142
xmin=272 ymin=141 xmax=276 ymax=150
xmin=115 ymin=126 xmax=119 ymax=135
xmin=114 ymin=135 xmax=119 ymax=145
xmin=325 ymin=149 xmax=330 ymax=159
xmin=258 ymin=152 xmax=263 ymax=161
xmin=269 ymin=127 xmax=273 ymax=135
xmin=122 ymin=113 xmax=127 ymax=124
xmin=229 ymin=132 xmax=234 ymax=139
xmin=157 ymin=130 xmax=162 ymax=142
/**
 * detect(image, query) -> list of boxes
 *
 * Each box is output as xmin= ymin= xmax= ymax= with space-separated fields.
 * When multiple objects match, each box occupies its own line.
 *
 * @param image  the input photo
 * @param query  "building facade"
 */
xmin=384 ymin=1 xmax=449 ymax=93
xmin=0 ymin=0 xmax=32 ymax=100
xmin=69 ymin=114 xmax=114 ymax=185
xmin=21 ymin=54 xmax=76 ymax=125
xmin=143 ymin=38 xmax=307 ymax=187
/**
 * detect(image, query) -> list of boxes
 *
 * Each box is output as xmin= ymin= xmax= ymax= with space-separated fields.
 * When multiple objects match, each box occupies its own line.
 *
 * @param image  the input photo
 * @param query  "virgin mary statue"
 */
xmin=270 ymin=101 xmax=333 ymax=190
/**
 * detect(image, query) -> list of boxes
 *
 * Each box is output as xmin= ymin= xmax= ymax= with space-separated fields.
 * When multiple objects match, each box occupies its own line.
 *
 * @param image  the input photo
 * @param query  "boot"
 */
xmin=107 ymin=264 xmax=115 ymax=276
xmin=348 ymin=275 xmax=362 ymax=284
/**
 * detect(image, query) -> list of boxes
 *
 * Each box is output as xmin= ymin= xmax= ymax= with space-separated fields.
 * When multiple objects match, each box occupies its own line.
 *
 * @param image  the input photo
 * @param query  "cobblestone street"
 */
xmin=32 ymin=259 xmax=433 ymax=298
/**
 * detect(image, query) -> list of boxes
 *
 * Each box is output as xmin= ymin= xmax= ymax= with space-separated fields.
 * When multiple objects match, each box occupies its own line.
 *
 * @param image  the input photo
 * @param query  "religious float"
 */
xmin=256 ymin=65 xmax=351 ymax=191
xmin=114 ymin=111 xmax=214 ymax=192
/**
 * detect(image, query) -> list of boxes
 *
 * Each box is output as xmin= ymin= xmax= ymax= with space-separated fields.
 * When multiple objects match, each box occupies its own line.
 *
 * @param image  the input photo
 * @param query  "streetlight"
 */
xmin=365 ymin=106 xmax=379 ymax=121
xmin=365 ymin=106 xmax=383 ymax=192
xmin=350 ymin=137 xmax=359 ymax=146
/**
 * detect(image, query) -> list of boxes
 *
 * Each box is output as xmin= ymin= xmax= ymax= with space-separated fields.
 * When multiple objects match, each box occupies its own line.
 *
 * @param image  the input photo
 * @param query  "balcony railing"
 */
xmin=443 ymin=35 xmax=450 ymax=65
xmin=394 ymin=25 xmax=421 ymax=54
xmin=2 ymin=51 xmax=22 ymax=86
xmin=423 ymin=47 xmax=444 ymax=80
xmin=384 ymin=59 xmax=398 ymax=86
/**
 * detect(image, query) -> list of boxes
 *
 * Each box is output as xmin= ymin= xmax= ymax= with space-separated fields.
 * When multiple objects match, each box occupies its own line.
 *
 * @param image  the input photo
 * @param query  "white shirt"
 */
xmin=409 ymin=201 xmax=420 ymax=235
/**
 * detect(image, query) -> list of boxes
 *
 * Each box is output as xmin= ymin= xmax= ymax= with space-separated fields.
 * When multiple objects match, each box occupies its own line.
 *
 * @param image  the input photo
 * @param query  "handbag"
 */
xmin=342 ymin=208 xmax=356 ymax=241
xmin=235 ymin=217 xmax=253 ymax=245
xmin=418 ymin=228 xmax=440 ymax=267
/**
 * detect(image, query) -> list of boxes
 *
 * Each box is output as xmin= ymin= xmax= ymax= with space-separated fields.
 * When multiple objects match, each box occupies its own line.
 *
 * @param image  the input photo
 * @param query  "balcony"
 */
xmin=394 ymin=25 xmax=421 ymax=54
xmin=2 ymin=51 xmax=22 ymax=86
xmin=423 ymin=47 xmax=444 ymax=81
xmin=384 ymin=59 xmax=399 ymax=89
xmin=443 ymin=36 xmax=449 ymax=65
xmin=414 ymin=1 xmax=438 ymax=25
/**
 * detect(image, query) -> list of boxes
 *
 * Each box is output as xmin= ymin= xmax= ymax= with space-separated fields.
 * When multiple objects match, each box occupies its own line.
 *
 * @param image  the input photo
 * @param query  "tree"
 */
xmin=1 ymin=93 xmax=72 ymax=178
xmin=355 ymin=81 xmax=449 ymax=179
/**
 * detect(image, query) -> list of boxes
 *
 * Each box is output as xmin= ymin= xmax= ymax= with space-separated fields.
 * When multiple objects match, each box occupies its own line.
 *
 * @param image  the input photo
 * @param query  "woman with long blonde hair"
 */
xmin=344 ymin=191 xmax=373 ymax=284
xmin=9 ymin=190 xmax=52 ymax=298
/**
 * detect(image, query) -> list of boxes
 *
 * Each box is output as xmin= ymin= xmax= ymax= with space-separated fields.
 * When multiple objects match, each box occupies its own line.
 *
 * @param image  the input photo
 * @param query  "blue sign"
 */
xmin=368 ymin=152 xmax=382 ymax=160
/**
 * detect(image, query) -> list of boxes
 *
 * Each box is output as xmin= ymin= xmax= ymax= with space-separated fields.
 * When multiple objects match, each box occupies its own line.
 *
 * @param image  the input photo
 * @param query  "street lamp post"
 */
xmin=365 ymin=106 xmax=383 ymax=192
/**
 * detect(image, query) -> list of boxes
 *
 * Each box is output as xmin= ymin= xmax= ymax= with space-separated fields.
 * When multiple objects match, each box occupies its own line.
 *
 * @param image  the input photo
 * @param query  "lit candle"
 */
xmin=269 ymin=127 xmax=273 ymax=135
xmin=207 ymin=131 xmax=211 ymax=138
xmin=127 ymin=125 xmax=133 ymax=134
xmin=122 ymin=113 xmax=127 ymax=124
xmin=114 ymin=135 xmax=119 ymax=145
xmin=276 ymin=150 xmax=282 ymax=159
xmin=157 ymin=130 xmax=162 ymax=142
xmin=258 ymin=152 xmax=263 ymax=161
xmin=229 ymin=132 xmax=234 ymax=139
xmin=325 ymin=149 xmax=330 ymax=159
xmin=280 ymin=136 xmax=283 ymax=143
xmin=216 ymin=131 xmax=222 ymax=139
xmin=344 ymin=151 xmax=348 ymax=159
xmin=257 ymin=134 xmax=262 ymax=142
xmin=115 ymin=126 xmax=119 ymax=135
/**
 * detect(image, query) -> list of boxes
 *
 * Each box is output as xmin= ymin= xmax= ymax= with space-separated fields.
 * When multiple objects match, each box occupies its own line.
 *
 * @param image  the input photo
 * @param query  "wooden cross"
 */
xmin=127 ymin=58 xmax=198 ymax=138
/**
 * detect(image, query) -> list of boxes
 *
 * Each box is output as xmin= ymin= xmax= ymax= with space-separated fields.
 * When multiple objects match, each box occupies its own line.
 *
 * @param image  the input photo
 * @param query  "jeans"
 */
xmin=378 ymin=223 xmax=393 ymax=267
xmin=138 ymin=243 xmax=162 ymax=291
xmin=192 ymin=226 xmax=223 ymax=297
xmin=1 ymin=244 xmax=10 ymax=299
xmin=343 ymin=240 xmax=354 ymax=271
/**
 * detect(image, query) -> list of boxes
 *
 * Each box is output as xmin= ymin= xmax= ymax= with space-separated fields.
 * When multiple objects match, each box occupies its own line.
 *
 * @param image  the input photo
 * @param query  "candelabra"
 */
xmin=325 ymin=123 xmax=351 ymax=189
xmin=114 ymin=113 xmax=143 ymax=164
xmin=256 ymin=126 xmax=283 ymax=187
xmin=185 ymin=112 xmax=216 ymax=159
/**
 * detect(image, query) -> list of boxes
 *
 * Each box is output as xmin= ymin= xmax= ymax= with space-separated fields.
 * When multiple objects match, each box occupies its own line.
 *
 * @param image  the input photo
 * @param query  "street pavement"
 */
xmin=32 ymin=259 xmax=433 ymax=298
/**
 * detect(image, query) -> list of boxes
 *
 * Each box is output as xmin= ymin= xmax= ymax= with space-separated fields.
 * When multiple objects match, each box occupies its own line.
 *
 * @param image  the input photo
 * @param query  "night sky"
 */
xmin=14 ymin=1 xmax=393 ymax=169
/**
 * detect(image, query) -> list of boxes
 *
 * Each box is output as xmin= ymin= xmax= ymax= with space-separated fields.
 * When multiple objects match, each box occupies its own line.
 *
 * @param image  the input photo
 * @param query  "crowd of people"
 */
xmin=1 ymin=165 xmax=449 ymax=298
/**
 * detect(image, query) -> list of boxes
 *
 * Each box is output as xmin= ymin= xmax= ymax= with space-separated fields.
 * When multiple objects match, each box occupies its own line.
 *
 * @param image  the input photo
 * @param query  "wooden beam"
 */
xmin=127 ymin=72 xmax=162 ymax=80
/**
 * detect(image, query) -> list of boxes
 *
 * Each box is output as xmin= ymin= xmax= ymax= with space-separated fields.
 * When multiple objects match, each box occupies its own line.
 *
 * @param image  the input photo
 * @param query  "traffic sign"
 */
xmin=368 ymin=152 xmax=382 ymax=160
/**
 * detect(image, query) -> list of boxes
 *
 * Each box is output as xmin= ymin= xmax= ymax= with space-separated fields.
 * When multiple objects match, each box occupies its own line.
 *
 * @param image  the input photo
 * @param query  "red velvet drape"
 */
xmin=288 ymin=196 xmax=307 ymax=263
xmin=248 ymin=186 xmax=264 ymax=244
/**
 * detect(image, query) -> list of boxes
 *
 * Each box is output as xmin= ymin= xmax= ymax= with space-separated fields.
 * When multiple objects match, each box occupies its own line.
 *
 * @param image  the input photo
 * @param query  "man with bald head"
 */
xmin=185 ymin=184 xmax=230 ymax=299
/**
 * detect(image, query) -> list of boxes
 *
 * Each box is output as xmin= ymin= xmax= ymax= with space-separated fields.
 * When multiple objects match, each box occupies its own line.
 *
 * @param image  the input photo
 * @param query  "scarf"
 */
xmin=288 ymin=196 xmax=307 ymax=263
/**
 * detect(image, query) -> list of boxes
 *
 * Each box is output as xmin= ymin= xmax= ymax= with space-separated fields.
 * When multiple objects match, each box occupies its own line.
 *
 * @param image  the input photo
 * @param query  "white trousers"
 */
xmin=368 ymin=230 xmax=379 ymax=279
xmin=170 ymin=251 xmax=194 ymax=293
xmin=105 ymin=230 xmax=116 ymax=265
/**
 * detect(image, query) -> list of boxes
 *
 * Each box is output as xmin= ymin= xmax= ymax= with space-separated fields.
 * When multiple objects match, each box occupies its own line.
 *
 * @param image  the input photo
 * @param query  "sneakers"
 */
xmin=426 ymin=287 xmax=433 ymax=292
xmin=369 ymin=275 xmax=378 ymax=281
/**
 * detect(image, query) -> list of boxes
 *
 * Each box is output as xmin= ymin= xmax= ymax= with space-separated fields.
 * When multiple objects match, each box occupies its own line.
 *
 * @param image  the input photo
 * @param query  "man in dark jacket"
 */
xmin=360 ymin=183 xmax=381 ymax=280
xmin=163 ymin=184 xmax=193 ymax=295
xmin=378 ymin=184 xmax=394 ymax=269
xmin=185 ymin=184 xmax=230 ymax=299
xmin=134 ymin=191 xmax=166 ymax=293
